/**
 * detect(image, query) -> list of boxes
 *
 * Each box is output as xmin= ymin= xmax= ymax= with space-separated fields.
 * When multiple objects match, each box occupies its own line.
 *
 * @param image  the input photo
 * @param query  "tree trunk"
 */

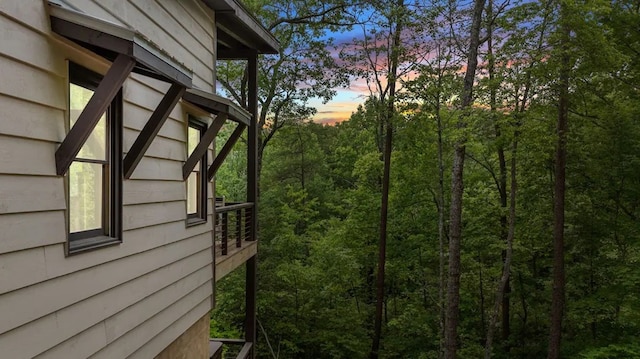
xmin=483 ymin=1 xmax=511 ymax=355
xmin=485 ymin=134 xmax=518 ymax=359
xmin=370 ymin=2 xmax=404 ymax=358
xmin=370 ymin=112 xmax=392 ymax=359
xmin=479 ymin=262 xmax=486 ymax=336
xmin=444 ymin=0 xmax=486 ymax=357
xmin=547 ymin=3 xmax=570 ymax=358
xmin=436 ymin=93 xmax=447 ymax=359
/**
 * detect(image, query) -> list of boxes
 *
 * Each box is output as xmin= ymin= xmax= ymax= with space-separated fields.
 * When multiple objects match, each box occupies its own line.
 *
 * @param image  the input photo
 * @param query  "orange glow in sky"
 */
xmin=310 ymin=86 xmax=367 ymax=125
xmin=310 ymin=71 xmax=422 ymax=125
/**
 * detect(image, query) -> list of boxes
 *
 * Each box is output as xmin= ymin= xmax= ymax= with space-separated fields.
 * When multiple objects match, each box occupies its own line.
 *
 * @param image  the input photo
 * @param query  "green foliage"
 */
xmin=577 ymin=343 xmax=640 ymax=359
xmin=211 ymin=0 xmax=640 ymax=357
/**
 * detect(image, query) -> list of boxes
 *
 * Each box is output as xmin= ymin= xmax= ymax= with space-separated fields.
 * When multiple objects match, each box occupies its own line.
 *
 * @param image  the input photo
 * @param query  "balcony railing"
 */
xmin=215 ymin=201 xmax=254 ymax=256
xmin=211 ymin=201 xmax=256 ymax=359
xmin=209 ymin=339 xmax=252 ymax=359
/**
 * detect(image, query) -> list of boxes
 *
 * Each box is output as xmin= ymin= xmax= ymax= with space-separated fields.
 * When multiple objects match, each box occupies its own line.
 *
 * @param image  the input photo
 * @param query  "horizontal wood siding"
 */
xmin=3 ymin=254 xmax=211 ymax=358
xmin=0 ymin=211 xmax=66 ymax=254
xmin=66 ymin=0 xmax=215 ymax=90
xmin=0 ymin=2 xmax=220 ymax=358
xmin=0 ymin=175 xmax=66 ymax=214
xmin=0 ymin=135 xmax=58 ymax=176
xmin=0 ymin=54 xmax=65 ymax=109
xmin=94 ymin=297 xmax=211 ymax=359
xmin=0 ymin=95 xmax=65 ymax=142
xmin=34 ymin=322 xmax=109 ymax=359
xmin=129 ymin=299 xmax=211 ymax=358
xmin=0 ymin=13 xmax=65 ymax=75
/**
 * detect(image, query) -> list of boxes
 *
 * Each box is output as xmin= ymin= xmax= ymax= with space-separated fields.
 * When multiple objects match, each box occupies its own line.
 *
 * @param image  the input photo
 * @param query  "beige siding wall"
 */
xmin=64 ymin=0 xmax=216 ymax=90
xmin=0 ymin=1 xmax=219 ymax=358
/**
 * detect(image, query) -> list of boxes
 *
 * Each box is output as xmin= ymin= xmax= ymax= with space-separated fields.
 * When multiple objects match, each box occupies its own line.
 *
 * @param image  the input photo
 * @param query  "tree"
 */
xmin=405 ymin=40 xmax=461 ymax=359
xmin=481 ymin=1 xmax=554 ymax=356
xmin=338 ymin=0 xmax=422 ymax=355
xmin=444 ymin=0 xmax=486 ymax=357
xmin=217 ymin=0 xmax=357 ymax=179
xmin=546 ymin=1 xmax=570 ymax=356
xmin=211 ymin=2 xmax=640 ymax=358
xmin=370 ymin=2 xmax=406 ymax=357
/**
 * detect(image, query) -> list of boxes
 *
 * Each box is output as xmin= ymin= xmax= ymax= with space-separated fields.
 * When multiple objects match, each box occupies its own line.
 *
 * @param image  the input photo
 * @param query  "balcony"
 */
xmin=215 ymin=200 xmax=256 ymax=280
xmin=211 ymin=199 xmax=257 ymax=358
xmin=209 ymin=339 xmax=253 ymax=359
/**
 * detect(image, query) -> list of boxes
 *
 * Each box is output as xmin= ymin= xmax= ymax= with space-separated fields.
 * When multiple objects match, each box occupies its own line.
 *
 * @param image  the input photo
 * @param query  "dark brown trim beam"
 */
xmin=245 ymin=256 xmax=257 ymax=357
xmin=216 ymin=202 xmax=254 ymax=213
xmin=210 ymin=338 xmax=246 ymax=345
xmin=132 ymin=44 xmax=191 ymax=87
xmin=50 ymin=17 xmax=132 ymax=55
xmin=247 ymin=54 xmax=258 ymax=242
xmin=236 ymin=342 xmax=253 ymax=359
xmin=209 ymin=341 xmax=223 ymax=359
xmin=202 ymin=0 xmax=279 ymax=54
xmin=48 ymin=1 xmax=193 ymax=88
xmin=217 ymin=49 xmax=260 ymax=61
xmin=245 ymin=52 xmax=259 ymax=359
xmin=216 ymin=30 xmax=247 ymax=53
xmin=183 ymin=89 xmax=251 ymax=126
xmin=123 ymin=83 xmax=185 ymax=179
xmin=182 ymin=113 xmax=228 ymax=180
xmin=56 ymin=54 xmax=135 ymax=175
xmin=207 ymin=124 xmax=245 ymax=180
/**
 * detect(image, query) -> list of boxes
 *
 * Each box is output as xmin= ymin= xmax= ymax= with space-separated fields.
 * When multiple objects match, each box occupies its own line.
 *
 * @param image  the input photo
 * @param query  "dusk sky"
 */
xmin=307 ymin=26 xmax=372 ymax=125
xmin=309 ymin=87 xmax=365 ymax=125
xmin=305 ymin=16 xmax=424 ymax=125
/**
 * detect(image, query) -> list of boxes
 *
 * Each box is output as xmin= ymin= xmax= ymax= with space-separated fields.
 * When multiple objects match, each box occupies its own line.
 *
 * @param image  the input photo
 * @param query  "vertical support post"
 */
xmin=221 ymin=212 xmax=228 ymax=255
xmin=211 ymin=149 xmax=218 ymax=310
xmin=236 ymin=209 xmax=242 ymax=248
xmin=245 ymin=52 xmax=259 ymax=357
xmin=210 ymin=211 xmax=217 ymax=309
xmin=245 ymin=206 xmax=253 ymax=241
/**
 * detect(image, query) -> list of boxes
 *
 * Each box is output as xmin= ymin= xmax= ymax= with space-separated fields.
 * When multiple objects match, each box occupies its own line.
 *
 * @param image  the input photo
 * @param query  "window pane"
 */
xmin=188 ymin=126 xmax=199 ymax=155
xmin=187 ymin=168 xmax=199 ymax=215
xmin=69 ymin=161 xmax=103 ymax=233
xmin=70 ymin=83 xmax=107 ymax=161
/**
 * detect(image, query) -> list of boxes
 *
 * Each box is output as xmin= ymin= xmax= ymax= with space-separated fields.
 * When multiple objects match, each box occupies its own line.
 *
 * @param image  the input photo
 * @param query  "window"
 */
xmin=186 ymin=117 xmax=208 ymax=225
xmin=67 ymin=63 xmax=122 ymax=253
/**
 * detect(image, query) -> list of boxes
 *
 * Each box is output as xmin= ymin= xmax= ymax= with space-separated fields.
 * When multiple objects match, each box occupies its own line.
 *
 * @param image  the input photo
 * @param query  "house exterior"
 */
xmin=0 ymin=1 xmax=277 ymax=358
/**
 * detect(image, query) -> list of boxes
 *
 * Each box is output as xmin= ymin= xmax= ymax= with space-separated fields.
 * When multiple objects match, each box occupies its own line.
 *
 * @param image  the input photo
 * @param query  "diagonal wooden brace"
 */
xmin=182 ymin=113 xmax=228 ymax=180
xmin=123 ymin=83 xmax=186 ymax=178
xmin=56 ymin=54 xmax=135 ymax=175
xmin=207 ymin=123 xmax=246 ymax=181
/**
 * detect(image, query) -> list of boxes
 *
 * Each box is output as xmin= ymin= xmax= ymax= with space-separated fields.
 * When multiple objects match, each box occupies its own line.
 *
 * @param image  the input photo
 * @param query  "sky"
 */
xmin=307 ymin=26 xmax=371 ymax=125
xmin=304 ymin=11 xmax=427 ymax=126
xmin=276 ymin=1 xmax=477 ymax=126
xmin=296 ymin=0 xmax=521 ymax=126
xmin=309 ymin=88 xmax=365 ymax=125
xmin=309 ymin=59 xmax=362 ymax=125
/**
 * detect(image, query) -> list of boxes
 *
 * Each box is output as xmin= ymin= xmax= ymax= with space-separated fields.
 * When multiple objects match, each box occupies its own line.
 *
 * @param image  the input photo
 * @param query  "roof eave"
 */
xmin=201 ymin=0 xmax=279 ymax=55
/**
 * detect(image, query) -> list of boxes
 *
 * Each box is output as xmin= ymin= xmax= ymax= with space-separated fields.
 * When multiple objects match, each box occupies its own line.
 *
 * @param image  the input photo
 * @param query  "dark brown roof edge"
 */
xmin=183 ymin=88 xmax=252 ymax=126
xmin=201 ymin=0 xmax=279 ymax=54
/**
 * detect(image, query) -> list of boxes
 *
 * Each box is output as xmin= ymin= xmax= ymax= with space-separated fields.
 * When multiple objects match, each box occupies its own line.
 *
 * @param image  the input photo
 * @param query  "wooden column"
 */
xmin=245 ymin=52 xmax=258 ymax=358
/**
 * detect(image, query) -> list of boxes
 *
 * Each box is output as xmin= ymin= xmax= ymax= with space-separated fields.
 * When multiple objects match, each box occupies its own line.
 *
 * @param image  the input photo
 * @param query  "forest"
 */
xmin=209 ymin=0 xmax=640 ymax=358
